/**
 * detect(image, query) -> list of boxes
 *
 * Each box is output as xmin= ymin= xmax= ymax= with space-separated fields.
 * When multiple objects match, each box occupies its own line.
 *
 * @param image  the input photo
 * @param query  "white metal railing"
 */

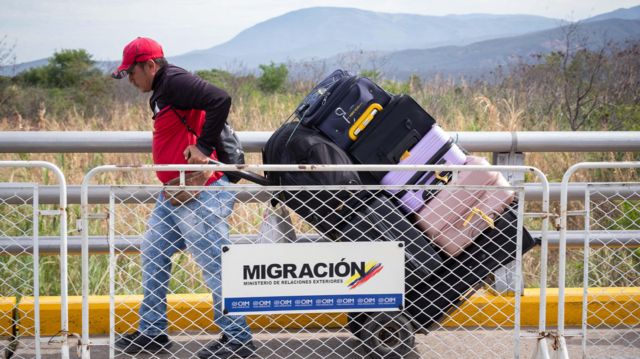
xmin=79 ymin=163 xmax=549 ymax=359
xmin=1 ymin=131 xmax=639 ymax=154
xmin=4 ymin=182 xmax=639 ymax=205
xmin=2 ymin=160 xmax=639 ymax=357
xmin=557 ymin=162 xmax=640 ymax=359
xmin=0 ymin=161 xmax=69 ymax=359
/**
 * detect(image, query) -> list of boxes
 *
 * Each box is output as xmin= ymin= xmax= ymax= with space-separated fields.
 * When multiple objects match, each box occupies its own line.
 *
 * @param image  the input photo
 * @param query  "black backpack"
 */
xmin=262 ymin=122 xmax=368 ymax=237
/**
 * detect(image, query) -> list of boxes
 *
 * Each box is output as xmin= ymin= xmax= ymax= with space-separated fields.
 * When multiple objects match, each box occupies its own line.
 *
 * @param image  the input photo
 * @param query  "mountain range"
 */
xmin=169 ymin=7 xmax=567 ymax=70
xmin=2 ymin=5 xmax=640 ymax=79
xmin=374 ymin=18 xmax=640 ymax=79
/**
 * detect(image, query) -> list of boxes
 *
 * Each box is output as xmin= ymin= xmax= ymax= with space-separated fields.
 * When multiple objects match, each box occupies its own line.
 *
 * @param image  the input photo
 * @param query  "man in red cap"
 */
xmin=112 ymin=37 xmax=255 ymax=359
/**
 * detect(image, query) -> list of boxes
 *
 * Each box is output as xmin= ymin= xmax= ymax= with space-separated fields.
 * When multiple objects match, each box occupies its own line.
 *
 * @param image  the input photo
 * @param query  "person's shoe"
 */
xmin=114 ymin=331 xmax=173 ymax=354
xmin=198 ymin=334 xmax=256 ymax=359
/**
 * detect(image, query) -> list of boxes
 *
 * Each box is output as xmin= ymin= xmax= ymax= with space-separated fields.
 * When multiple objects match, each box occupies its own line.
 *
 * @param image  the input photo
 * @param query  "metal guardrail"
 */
xmin=1 ymin=183 xmax=639 ymax=204
xmin=2 ymin=230 xmax=638 ymax=255
xmin=556 ymin=162 xmax=640 ymax=359
xmin=78 ymin=163 xmax=548 ymax=359
xmin=1 ymin=134 xmax=639 ymax=359
xmin=1 ymin=131 xmax=639 ymax=153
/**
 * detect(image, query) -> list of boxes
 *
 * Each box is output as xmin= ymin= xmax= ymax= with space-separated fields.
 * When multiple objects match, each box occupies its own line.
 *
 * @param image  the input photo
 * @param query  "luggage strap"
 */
xmin=463 ymin=207 xmax=495 ymax=229
xmin=399 ymin=139 xmax=454 ymax=187
xmin=434 ymin=171 xmax=450 ymax=183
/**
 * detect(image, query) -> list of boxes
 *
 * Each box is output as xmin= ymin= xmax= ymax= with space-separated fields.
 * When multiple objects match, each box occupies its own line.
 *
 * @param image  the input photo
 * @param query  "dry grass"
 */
xmin=0 ymin=79 xmax=637 ymax=295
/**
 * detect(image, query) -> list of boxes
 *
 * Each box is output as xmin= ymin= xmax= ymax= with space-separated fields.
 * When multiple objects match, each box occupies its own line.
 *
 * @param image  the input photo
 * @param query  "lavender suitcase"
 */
xmin=380 ymin=126 xmax=466 ymax=213
xmin=414 ymin=156 xmax=516 ymax=257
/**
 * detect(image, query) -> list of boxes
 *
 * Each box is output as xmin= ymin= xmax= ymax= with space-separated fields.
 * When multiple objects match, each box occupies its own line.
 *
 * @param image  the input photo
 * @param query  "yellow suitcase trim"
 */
xmin=348 ymin=103 xmax=383 ymax=141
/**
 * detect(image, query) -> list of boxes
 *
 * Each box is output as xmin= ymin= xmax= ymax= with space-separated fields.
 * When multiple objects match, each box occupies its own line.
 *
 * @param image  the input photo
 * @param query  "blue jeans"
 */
xmin=138 ymin=176 xmax=252 ymax=344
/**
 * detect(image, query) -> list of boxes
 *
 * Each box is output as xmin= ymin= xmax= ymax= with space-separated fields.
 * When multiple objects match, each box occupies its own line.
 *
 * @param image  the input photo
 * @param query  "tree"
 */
xmin=195 ymin=68 xmax=235 ymax=89
xmin=258 ymin=62 xmax=288 ymax=92
xmin=11 ymin=49 xmax=110 ymax=119
xmin=510 ymin=23 xmax=609 ymax=131
xmin=553 ymin=24 xmax=607 ymax=131
xmin=17 ymin=49 xmax=103 ymax=88
xmin=559 ymin=28 xmax=606 ymax=130
xmin=48 ymin=49 xmax=101 ymax=87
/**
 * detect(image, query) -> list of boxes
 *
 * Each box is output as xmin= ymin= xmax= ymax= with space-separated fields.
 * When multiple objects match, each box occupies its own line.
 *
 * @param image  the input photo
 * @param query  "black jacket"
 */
xmin=150 ymin=64 xmax=231 ymax=157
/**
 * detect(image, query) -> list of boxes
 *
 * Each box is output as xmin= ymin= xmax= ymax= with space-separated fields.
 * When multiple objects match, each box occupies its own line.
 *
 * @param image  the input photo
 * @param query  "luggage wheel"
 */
xmin=361 ymin=312 xmax=415 ymax=359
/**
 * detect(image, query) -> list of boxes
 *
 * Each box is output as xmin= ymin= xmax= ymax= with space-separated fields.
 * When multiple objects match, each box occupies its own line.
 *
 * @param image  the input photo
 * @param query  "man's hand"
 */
xmin=183 ymin=145 xmax=209 ymax=164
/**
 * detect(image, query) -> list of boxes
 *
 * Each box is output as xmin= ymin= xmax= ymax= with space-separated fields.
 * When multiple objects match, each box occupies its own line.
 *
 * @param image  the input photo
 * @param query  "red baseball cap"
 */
xmin=112 ymin=37 xmax=164 ymax=79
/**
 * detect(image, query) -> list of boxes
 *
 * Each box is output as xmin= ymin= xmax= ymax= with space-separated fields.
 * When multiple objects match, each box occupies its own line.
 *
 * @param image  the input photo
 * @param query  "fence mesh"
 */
xmin=0 ymin=184 xmax=38 ymax=358
xmin=582 ymin=183 xmax=640 ymax=359
xmin=86 ymin=167 xmax=539 ymax=359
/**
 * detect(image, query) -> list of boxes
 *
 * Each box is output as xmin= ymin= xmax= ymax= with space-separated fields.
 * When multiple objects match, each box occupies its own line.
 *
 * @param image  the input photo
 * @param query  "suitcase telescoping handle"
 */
xmin=208 ymin=159 xmax=272 ymax=186
xmin=348 ymin=103 xmax=383 ymax=141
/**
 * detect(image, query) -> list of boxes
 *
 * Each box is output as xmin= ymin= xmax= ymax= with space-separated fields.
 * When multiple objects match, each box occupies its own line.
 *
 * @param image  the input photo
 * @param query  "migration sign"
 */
xmin=221 ymin=241 xmax=405 ymax=314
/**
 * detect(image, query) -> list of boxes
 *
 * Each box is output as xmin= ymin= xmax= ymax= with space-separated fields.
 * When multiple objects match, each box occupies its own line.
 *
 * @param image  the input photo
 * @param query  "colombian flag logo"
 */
xmin=345 ymin=261 xmax=383 ymax=289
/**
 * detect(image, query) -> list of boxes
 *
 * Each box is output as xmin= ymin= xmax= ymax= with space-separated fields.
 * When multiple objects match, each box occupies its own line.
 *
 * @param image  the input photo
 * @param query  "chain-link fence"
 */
xmin=79 ymin=163 xmax=550 ymax=359
xmin=0 ymin=161 xmax=69 ymax=359
xmin=558 ymin=162 xmax=640 ymax=359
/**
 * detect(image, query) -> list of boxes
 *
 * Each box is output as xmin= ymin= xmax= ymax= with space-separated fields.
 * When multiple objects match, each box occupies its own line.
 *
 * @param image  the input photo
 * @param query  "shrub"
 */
xmin=17 ymin=49 xmax=103 ymax=88
xmin=10 ymin=49 xmax=112 ymax=119
xmin=258 ymin=62 xmax=288 ymax=93
xmin=195 ymin=68 xmax=235 ymax=89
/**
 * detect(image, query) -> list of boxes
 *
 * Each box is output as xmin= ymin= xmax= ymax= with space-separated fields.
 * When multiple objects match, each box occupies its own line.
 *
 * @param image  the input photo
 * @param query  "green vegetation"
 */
xmin=16 ymin=49 xmax=102 ymax=88
xmin=258 ymin=62 xmax=288 ymax=93
xmin=5 ymin=50 xmax=111 ymax=121
xmin=0 ymin=41 xmax=639 ymax=296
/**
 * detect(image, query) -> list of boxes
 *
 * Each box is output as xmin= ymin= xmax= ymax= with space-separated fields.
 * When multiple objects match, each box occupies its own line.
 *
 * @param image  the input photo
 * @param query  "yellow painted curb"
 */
xmin=0 ymin=297 xmax=15 ymax=336
xmin=64 ymin=294 xmax=346 ymax=335
xmin=13 ymin=287 xmax=640 ymax=336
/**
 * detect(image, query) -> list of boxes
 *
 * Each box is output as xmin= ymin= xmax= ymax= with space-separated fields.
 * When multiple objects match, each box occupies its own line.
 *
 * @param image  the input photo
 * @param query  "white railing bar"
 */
xmin=1 ymin=131 xmax=639 ymax=153
xmin=3 ymin=230 xmax=637 ymax=254
xmin=3 ymin=182 xmax=636 ymax=204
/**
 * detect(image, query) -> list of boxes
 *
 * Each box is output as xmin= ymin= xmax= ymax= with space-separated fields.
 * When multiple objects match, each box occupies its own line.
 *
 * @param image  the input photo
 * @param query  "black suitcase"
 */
xmin=349 ymin=205 xmax=537 ymax=338
xmin=297 ymin=71 xmax=392 ymax=150
xmin=331 ymin=194 xmax=443 ymax=279
xmin=262 ymin=121 xmax=443 ymax=278
xmin=349 ymin=95 xmax=437 ymax=181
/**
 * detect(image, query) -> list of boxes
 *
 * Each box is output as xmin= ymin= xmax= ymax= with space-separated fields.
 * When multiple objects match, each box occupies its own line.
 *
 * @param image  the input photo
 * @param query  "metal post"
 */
xmin=492 ymin=151 xmax=526 ymax=295
xmin=581 ymin=187 xmax=591 ymax=356
xmin=556 ymin=164 xmax=573 ymax=359
xmin=109 ymin=193 xmax=115 ymax=359
xmin=81 ymin=172 xmax=91 ymax=358
xmin=33 ymin=185 xmax=41 ymax=359
xmin=515 ymin=190 xmax=525 ymax=358
xmin=534 ymin=162 xmax=552 ymax=359
xmin=58 ymin=168 xmax=70 ymax=359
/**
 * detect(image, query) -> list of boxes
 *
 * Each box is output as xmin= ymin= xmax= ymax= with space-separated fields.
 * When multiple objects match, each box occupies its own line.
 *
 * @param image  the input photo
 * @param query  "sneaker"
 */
xmin=114 ymin=331 xmax=173 ymax=354
xmin=198 ymin=334 xmax=256 ymax=359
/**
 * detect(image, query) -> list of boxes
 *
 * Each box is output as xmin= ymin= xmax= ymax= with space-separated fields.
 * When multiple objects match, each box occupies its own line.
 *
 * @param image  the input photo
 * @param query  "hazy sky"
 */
xmin=2 ymin=0 xmax=639 ymax=63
